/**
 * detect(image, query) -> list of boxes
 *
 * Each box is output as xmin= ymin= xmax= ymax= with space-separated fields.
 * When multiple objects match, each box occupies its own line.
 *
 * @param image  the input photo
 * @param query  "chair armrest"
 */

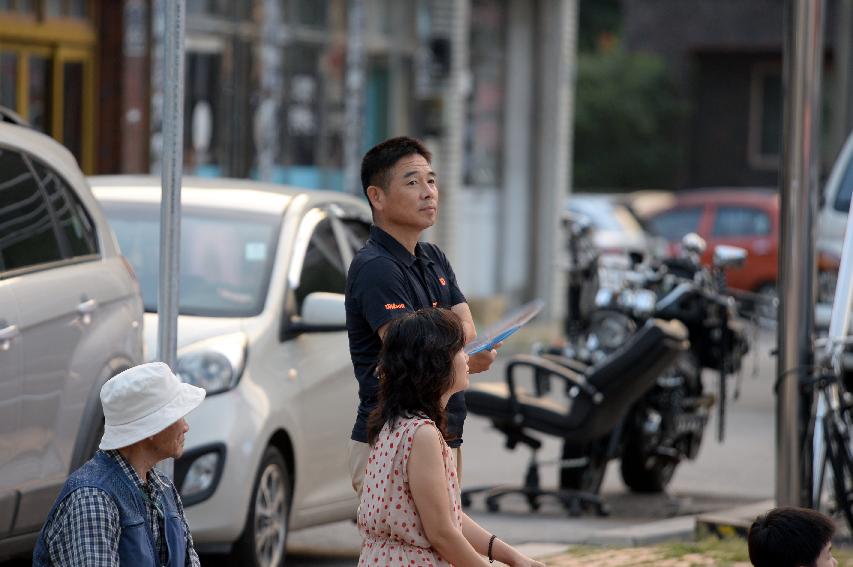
xmin=505 ymin=354 xmax=604 ymax=406
xmin=539 ymin=353 xmax=591 ymax=373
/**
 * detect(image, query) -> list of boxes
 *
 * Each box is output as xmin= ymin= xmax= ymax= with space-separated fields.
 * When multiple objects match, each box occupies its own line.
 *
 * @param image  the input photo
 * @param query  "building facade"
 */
xmin=623 ymin=0 xmax=838 ymax=188
xmin=1 ymin=0 xmax=578 ymax=311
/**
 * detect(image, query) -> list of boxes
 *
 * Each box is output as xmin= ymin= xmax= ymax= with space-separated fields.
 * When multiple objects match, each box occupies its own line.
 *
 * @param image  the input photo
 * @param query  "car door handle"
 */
xmin=0 ymin=324 xmax=19 ymax=341
xmin=77 ymin=299 xmax=98 ymax=315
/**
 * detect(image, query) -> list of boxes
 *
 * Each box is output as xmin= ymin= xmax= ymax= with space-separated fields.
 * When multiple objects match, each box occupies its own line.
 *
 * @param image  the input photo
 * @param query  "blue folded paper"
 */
xmin=464 ymin=299 xmax=545 ymax=355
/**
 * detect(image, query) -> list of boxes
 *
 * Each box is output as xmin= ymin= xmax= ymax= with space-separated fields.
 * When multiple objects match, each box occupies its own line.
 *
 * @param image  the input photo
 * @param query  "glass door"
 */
xmin=0 ymin=43 xmax=94 ymax=171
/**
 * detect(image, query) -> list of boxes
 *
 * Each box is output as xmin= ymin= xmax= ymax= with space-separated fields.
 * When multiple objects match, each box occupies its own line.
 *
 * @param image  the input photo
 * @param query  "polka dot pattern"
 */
xmin=357 ymin=417 xmax=461 ymax=566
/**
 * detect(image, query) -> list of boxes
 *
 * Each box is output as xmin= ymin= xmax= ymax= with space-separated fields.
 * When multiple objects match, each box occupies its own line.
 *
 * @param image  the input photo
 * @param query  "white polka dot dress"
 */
xmin=357 ymin=417 xmax=462 ymax=566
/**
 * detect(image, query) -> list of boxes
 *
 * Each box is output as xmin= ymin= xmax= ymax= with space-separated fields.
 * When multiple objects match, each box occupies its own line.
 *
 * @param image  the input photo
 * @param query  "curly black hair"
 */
xmin=366 ymin=308 xmax=466 ymax=446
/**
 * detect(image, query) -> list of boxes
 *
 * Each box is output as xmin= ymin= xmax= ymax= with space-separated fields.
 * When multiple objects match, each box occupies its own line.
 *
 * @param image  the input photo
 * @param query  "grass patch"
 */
xmin=657 ymin=538 xmax=749 ymax=564
xmin=554 ymin=538 xmax=853 ymax=566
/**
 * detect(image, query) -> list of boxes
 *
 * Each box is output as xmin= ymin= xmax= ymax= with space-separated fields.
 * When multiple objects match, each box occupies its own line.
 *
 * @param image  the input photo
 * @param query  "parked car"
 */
xmin=0 ymin=116 xmax=144 ymax=559
xmin=645 ymin=189 xmax=779 ymax=301
xmin=92 ymin=175 xmax=371 ymax=567
xmin=566 ymin=193 xmax=666 ymax=266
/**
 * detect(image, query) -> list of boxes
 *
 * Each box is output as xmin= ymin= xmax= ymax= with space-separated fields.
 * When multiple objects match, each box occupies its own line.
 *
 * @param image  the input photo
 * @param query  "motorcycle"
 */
xmin=547 ymin=226 xmax=750 ymax=494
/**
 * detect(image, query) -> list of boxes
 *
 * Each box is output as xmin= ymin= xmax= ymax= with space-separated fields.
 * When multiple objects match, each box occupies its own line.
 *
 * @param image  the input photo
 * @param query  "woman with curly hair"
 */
xmin=358 ymin=308 xmax=544 ymax=567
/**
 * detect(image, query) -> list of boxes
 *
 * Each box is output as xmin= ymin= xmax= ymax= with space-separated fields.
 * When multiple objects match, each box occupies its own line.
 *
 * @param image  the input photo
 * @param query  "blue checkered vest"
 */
xmin=33 ymin=451 xmax=187 ymax=567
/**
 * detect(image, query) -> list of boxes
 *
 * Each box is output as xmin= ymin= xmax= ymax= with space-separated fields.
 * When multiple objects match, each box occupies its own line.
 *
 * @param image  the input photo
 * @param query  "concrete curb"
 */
xmin=582 ymin=515 xmax=697 ymax=547
xmin=694 ymin=498 xmax=773 ymax=540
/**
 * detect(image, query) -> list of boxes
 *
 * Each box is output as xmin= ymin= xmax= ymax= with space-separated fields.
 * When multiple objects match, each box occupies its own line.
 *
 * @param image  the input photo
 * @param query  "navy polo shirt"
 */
xmin=346 ymin=225 xmax=467 ymax=447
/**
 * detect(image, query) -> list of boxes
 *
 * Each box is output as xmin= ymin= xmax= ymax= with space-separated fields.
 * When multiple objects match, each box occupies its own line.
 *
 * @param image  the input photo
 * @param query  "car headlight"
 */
xmin=176 ymin=332 xmax=247 ymax=395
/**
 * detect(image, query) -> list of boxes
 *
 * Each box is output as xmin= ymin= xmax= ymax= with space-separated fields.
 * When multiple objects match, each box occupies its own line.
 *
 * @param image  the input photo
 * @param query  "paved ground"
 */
xmin=267 ymin=325 xmax=778 ymax=566
xmin=1 ymin=326 xmax=777 ymax=566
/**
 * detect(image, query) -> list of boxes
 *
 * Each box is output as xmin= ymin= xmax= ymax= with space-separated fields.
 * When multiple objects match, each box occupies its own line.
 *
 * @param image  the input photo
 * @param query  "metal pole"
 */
xmin=532 ymin=0 xmax=577 ymax=320
xmin=433 ymin=0 xmax=469 ymax=264
xmin=777 ymin=0 xmax=824 ymax=508
xmin=343 ymin=0 xmax=365 ymax=195
xmin=158 ymin=0 xmax=185 ymax=369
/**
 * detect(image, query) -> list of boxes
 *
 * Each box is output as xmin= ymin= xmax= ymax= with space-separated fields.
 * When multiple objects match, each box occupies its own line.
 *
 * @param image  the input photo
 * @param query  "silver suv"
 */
xmin=0 ymin=117 xmax=144 ymax=558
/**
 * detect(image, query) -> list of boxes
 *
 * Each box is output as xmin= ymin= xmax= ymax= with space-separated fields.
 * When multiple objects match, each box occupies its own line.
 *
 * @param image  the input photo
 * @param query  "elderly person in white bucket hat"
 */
xmin=33 ymin=362 xmax=205 ymax=567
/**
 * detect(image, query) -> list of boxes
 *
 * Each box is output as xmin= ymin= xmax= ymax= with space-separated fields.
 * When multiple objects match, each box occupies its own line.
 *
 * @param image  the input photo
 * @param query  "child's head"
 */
xmin=367 ymin=309 xmax=467 ymax=445
xmin=748 ymin=507 xmax=837 ymax=567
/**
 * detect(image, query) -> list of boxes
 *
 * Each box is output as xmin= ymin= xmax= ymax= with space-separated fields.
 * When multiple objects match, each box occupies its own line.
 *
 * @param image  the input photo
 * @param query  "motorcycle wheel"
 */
xmin=619 ymin=435 xmax=678 ymax=493
xmin=620 ymin=352 xmax=701 ymax=493
xmin=559 ymin=442 xmax=608 ymax=494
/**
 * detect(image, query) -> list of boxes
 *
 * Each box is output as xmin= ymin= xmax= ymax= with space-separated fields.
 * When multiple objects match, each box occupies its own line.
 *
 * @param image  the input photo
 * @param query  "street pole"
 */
xmin=158 ymin=0 xmax=185 ymax=371
xmin=343 ymin=0 xmax=365 ymax=195
xmin=433 ymin=0 xmax=469 ymax=265
xmin=777 ymin=0 xmax=824 ymax=508
xmin=156 ymin=0 xmax=185 ymax=479
xmin=532 ymin=0 xmax=578 ymax=322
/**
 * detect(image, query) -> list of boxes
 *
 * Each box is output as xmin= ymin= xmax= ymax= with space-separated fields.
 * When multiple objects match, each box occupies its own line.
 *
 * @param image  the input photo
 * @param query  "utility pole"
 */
xmin=831 ymin=0 xmax=853 ymax=158
xmin=777 ymin=0 xmax=824 ymax=507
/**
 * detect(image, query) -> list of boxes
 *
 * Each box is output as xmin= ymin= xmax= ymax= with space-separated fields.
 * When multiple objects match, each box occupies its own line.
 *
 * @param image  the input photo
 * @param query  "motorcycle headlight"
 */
xmin=176 ymin=332 xmax=247 ymax=395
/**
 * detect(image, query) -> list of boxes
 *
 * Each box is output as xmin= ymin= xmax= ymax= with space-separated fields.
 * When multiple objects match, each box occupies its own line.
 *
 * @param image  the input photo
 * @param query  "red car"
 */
xmin=646 ymin=189 xmax=779 ymax=296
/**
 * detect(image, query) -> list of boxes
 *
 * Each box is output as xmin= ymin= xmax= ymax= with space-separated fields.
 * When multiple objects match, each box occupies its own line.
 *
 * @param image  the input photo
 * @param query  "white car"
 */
xmin=92 ymin=176 xmax=372 ymax=567
xmin=0 ymin=115 xmax=143 ymax=559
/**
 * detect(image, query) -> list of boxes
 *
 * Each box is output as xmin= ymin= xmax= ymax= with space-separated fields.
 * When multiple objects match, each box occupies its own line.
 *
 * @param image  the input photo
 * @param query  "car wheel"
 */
xmin=233 ymin=446 xmax=290 ymax=567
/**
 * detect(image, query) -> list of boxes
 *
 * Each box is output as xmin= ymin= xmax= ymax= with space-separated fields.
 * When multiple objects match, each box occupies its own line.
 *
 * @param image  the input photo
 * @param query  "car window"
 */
xmin=30 ymin=160 xmax=98 ymax=257
xmin=0 ymin=147 xmax=63 ymax=272
xmin=102 ymin=202 xmax=281 ymax=317
xmin=649 ymin=207 xmax=703 ymax=241
xmin=712 ymin=206 xmax=771 ymax=237
xmin=835 ymin=157 xmax=853 ymax=213
xmin=341 ymin=219 xmax=371 ymax=254
xmin=295 ymin=218 xmax=347 ymax=314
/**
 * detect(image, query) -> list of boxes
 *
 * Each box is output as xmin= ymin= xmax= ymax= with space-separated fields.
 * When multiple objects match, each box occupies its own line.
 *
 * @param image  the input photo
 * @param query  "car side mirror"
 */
xmin=713 ymin=244 xmax=748 ymax=269
xmin=289 ymin=292 xmax=347 ymax=334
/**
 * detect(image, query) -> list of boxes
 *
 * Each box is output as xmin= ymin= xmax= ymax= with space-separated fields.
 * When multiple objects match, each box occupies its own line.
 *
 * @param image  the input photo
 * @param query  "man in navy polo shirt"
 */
xmin=346 ymin=136 xmax=498 ymax=494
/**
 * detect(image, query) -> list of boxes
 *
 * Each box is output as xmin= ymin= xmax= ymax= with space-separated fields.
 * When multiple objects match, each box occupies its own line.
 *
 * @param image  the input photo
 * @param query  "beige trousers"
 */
xmin=348 ymin=439 xmax=463 ymax=497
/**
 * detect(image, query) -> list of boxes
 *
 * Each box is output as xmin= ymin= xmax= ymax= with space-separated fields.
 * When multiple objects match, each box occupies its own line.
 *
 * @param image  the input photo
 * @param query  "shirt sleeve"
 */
xmin=351 ymin=257 xmax=416 ymax=332
xmin=47 ymin=488 xmax=120 ymax=567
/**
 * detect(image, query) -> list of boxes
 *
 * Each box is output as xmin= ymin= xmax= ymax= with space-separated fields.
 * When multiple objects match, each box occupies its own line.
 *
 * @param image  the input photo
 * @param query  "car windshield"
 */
xmin=568 ymin=198 xmax=644 ymax=235
xmin=101 ymin=202 xmax=281 ymax=317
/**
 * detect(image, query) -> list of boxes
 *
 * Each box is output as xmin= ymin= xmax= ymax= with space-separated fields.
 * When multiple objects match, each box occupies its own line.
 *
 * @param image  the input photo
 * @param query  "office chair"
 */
xmin=462 ymin=318 xmax=689 ymax=516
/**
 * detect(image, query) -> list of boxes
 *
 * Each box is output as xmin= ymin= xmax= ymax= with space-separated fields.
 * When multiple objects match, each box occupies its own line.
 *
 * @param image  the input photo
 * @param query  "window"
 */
xmin=295 ymin=218 xmax=346 ymax=314
xmin=0 ymin=148 xmax=62 ymax=272
xmin=102 ymin=202 xmax=281 ymax=317
xmin=712 ymin=206 xmax=771 ymax=237
xmin=464 ymin=0 xmax=506 ymax=187
xmin=30 ymin=159 xmax=97 ymax=257
xmin=649 ymin=207 xmax=703 ymax=241
xmin=342 ymin=219 xmax=370 ymax=254
xmin=748 ymin=64 xmax=782 ymax=170
xmin=184 ymin=50 xmax=223 ymax=176
xmin=834 ymin=157 xmax=853 ymax=213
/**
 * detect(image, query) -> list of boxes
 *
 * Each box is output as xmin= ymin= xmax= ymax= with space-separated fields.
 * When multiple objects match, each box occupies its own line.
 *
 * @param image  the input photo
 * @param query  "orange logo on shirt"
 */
xmin=439 ymin=277 xmax=447 ymax=286
xmin=385 ymin=303 xmax=406 ymax=310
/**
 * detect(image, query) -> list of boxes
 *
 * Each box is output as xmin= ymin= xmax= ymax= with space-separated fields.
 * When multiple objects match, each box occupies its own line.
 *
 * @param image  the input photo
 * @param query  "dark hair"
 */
xmin=366 ymin=308 xmax=465 ymax=446
xmin=360 ymin=136 xmax=433 ymax=200
xmin=747 ymin=507 xmax=835 ymax=567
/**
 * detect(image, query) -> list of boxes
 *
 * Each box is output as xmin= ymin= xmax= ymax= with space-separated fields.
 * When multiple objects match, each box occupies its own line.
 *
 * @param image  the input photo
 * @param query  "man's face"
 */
xmin=371 ymin=153 xmax=438 ymax=231
xmin=811 ymin=541 xmax=837 ymax=567
xmin=150 ymin=417 xmax=189 ymax=460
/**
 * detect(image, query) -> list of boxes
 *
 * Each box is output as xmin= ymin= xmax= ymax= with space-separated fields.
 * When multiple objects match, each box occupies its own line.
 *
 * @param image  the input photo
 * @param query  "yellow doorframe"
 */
xmin=0 ymin=1 xmax=97 ymax=172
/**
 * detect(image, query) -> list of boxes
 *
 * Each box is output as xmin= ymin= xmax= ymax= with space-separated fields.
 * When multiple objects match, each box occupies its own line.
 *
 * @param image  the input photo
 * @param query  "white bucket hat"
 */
xmin=99 ymin=362 xmax=206 ymax=450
